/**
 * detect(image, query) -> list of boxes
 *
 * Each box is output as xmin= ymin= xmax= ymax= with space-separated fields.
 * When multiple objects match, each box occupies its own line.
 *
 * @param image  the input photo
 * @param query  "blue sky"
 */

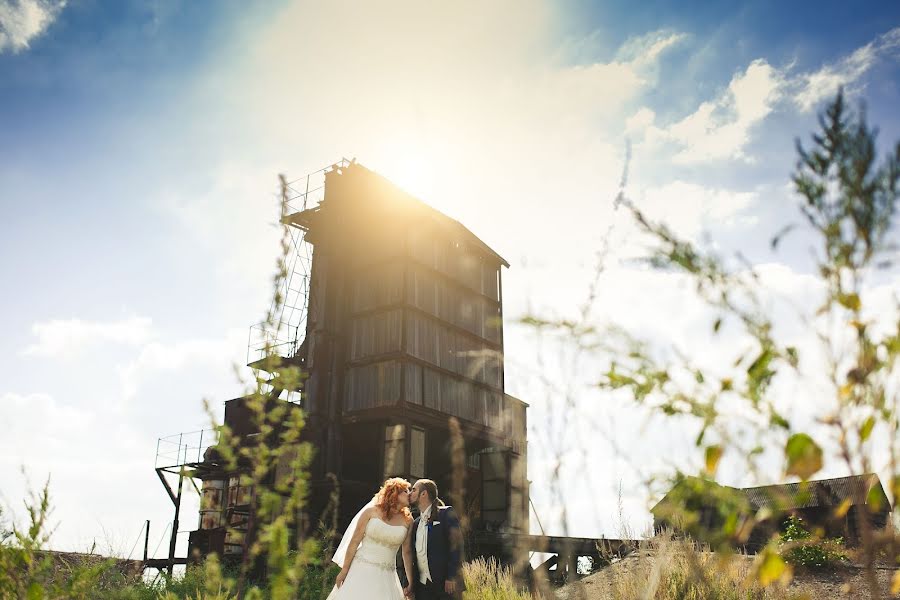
xmin=1 ymin=0 xmax=899 ymax=555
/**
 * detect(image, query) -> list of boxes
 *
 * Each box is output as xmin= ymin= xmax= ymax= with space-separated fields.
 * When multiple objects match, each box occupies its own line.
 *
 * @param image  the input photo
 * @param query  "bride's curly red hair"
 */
xmin=374 ymin=477 xmax=411 ymax=521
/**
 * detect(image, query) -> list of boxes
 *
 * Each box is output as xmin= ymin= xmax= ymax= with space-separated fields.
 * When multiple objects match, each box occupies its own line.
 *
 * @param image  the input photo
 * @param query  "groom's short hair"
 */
xmin=416 ymin=478 xmax=438 ymax=502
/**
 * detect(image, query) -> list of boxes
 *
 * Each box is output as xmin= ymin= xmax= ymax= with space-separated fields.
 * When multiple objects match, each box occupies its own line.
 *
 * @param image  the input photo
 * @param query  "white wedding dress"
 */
xmin=326 ymin=517 xmax=408 ymax=599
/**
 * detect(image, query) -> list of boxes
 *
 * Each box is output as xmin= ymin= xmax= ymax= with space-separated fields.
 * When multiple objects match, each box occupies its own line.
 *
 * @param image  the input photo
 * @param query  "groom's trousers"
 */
xmin=414 ymin=579 xmax=459 ymax=600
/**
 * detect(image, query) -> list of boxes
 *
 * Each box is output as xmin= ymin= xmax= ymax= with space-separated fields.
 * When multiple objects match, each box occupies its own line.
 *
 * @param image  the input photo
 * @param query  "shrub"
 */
xmin=294 ymin=554 xmax=340 ymax=600
xmin=778 ymin=516 xmax=847 ymax=569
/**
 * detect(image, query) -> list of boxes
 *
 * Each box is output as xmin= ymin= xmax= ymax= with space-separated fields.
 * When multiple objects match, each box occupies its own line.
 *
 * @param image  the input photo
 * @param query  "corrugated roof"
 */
xmin=652 ymin=473 xmax=893 ymax=516
xmin=740 ymin=474 xmax=888 ymax=510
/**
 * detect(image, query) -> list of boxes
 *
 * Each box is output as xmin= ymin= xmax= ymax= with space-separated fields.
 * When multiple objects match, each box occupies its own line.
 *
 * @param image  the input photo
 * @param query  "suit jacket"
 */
xmin=409 ymin=505 xmax=464 ymax=589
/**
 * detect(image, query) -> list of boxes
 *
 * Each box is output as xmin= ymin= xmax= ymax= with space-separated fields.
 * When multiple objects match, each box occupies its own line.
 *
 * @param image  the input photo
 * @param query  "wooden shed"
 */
xmin=652 ymin=473 xmax=892 ymax=552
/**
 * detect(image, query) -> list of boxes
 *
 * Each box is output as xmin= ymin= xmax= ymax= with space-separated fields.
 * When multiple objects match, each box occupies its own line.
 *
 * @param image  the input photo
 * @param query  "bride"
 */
xmin=327 ymin=477 xmax=415 ymax=599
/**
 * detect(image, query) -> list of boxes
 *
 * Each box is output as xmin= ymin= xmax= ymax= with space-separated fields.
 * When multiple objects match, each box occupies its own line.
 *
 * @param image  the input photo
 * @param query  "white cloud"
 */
xmin=0 ymin=392 xmax=92 ymax=461
xmin=626 ymin=107 xmax=655 ymax=134
xmin=616 ymin=29 xmax=687 ymax=67
xmin=0 ymin=390 xmax=192 ymax=555
xmin=550 ymin=30 xmax=687 ymax=114
xmin=2 ymin=326 xmax=248 ymax=552
xmin=156 ymin=162 xmax=283 ymax=298
xmin=0 ymin=0 xmax=66 ymax=53
xmin=637 ymin=180 xmax=759 ymax=240
xmin=22 ymin=316 xmax=154 ymax=357
xmin=117 ymin=328 xmax=246 ymax=403
xmin=793 ymin=27 xmax=900 ymax=112
xmin=626 ymin=27 xmax=900 ymax=165
xmin=638 ymin=59 xmax=784 ymax=164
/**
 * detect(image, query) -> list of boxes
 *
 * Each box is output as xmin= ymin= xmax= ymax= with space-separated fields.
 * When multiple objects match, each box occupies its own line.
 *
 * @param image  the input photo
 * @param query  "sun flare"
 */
xmin=373 ymin=139 xmax=444 ymax=205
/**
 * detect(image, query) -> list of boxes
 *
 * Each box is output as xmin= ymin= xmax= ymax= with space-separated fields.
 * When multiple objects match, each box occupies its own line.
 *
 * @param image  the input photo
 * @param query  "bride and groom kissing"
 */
xmin=327 ymin=477 xmax=464 ymax=599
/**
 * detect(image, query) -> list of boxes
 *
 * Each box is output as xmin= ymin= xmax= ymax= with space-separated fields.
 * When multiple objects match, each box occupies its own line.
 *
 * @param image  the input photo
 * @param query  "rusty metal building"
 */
xmin=155 ymin=160 xmax=528 ymax=569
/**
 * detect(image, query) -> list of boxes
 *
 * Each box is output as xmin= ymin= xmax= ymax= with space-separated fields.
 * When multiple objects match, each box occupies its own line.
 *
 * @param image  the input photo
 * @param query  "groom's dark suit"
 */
xmin=410 ymin=505 xmax=464 ymax=600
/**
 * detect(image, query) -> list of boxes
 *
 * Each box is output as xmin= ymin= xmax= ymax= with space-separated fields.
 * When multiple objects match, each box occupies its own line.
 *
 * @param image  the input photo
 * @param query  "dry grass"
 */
xmin=557 ymin=534 xmax=900 ymax=600
xmin=557 ymin=535 xmax=799 ymax=600
xmin=462 ymin=557 xmax=535 ymax=600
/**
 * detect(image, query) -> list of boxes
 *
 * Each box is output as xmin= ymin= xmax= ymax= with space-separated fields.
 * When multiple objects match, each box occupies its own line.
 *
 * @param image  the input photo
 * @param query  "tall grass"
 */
xmin=583 ymin=535 xmax=804 ymax=600
xmin=462 ymin=557 xmax=534 ymax=600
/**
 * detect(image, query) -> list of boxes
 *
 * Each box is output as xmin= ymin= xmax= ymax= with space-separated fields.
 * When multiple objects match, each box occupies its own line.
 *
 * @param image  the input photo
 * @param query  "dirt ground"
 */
xmin=555 ymin=553 xmax=899 ymax=600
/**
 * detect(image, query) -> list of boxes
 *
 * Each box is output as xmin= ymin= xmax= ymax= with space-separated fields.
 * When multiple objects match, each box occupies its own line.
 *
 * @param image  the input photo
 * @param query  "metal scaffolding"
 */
xmin=246 ymin=159 xmax=354 ymax=369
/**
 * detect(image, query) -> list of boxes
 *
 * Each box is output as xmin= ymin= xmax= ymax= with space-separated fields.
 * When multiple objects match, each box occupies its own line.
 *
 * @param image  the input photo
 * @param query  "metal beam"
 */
xmin=156 ymin=468 xmax=177 ymax=506
xmin=143 ymin=520 xmax=150 ymax=563
xmin=166 ymin=469 xmax=185 ymax=578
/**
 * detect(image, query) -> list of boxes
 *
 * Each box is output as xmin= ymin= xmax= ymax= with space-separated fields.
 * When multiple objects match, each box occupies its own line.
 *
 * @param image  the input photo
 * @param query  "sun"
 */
xmin=374 ymin=139 xmax=440 ymax=203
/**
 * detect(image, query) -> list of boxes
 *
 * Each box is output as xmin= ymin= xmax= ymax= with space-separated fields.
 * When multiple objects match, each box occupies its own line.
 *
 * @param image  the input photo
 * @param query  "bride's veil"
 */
xmin=331 ymin=497 xmax=376 ymax=568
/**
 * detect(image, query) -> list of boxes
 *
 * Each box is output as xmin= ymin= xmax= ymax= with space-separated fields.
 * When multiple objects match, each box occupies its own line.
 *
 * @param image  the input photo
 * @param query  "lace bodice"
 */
xmin=353 ymin=518 xmax=408 ymax=571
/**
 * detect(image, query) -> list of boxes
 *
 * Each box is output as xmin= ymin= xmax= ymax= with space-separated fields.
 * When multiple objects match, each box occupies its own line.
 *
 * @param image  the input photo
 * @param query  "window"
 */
xmin=466 ymin=452 xmax=481 ymax=470
xmin=481 ymin=450 xmax=508 ymax=526
xmin=227 ymin=476 xmax=252 ymax=507
xmin=410 ymin=427 xmax=426 ymax=478
xmin=383 ymin=424 xmax=406 ymax=478
xmin=404 ymin=362 xmax=423 ymax=405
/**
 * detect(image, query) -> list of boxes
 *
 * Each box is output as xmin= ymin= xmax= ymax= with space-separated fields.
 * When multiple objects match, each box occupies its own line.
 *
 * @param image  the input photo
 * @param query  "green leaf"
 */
xmin=695 ymin=427 xmax=706 ymax=447
xmin=837 ymin=292 xmax=861 ymax=311
xmin=771 ymin=223 xmax=797 ymax=250
xmin=834 ymin=498 xmax=852 ymax=518
xmin=704 ymin=445 xmax=723 ymax=475
xmin=785 ymin=433 xmax=823 ymax=480
xmin=859 ymin=415 xmax=875 ymax=441
xmin=867 ymin=484 xmax=885 ymax=512
xmin=747 ymin=349 xmax=774 ymax=379
xmin=756 ymin=548 xmax=790 ymax=586
xmin=770 ymin=413 xmax=790 ymax=430
xmin=785 ymin=346 xmax=799 ymax=367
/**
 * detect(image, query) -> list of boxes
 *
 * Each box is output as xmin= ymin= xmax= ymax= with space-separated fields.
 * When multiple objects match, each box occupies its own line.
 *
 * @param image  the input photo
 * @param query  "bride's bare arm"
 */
xmin=402 ymin=517 xmax=415 ymax=592
xmin=336 ymin=507 xmax=373 ymax=586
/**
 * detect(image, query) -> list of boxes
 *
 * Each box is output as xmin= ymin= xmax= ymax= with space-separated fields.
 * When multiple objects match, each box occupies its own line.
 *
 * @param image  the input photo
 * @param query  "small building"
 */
xmin=652 ymin=473 xmax=893 ymax=552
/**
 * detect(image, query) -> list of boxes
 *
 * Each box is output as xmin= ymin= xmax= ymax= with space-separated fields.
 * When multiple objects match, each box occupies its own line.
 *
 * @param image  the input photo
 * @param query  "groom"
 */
xmin=404 ymin=479 xmax=464 ymax=599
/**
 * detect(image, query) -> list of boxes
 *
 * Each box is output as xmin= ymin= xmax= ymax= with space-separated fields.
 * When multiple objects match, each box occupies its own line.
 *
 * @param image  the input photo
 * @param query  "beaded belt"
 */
xmin=354 ymin=555 xmax=395 ymax=572
xmin=367 ymin=536 xmax=398 ymax=548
